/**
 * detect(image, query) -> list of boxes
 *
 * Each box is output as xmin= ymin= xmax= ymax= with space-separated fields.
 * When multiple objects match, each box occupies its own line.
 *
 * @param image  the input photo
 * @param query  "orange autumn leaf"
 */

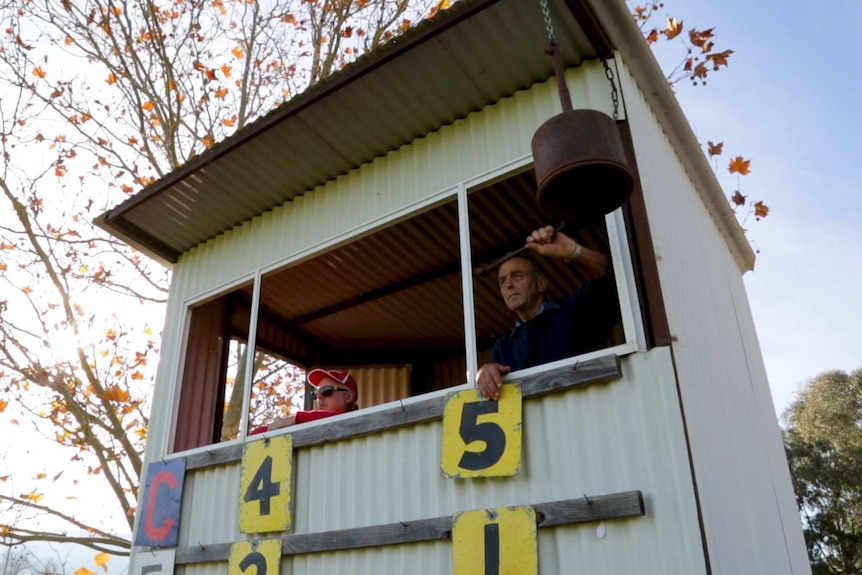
xmin=104 ymin=386 xmax=130 ymax=402
xmin=25 ymin=492 xmax=44 ymax=502
xmin=0 ymin=399 xmax=7 ymax=413
xmin=205 ymin=68 xmax=217 ymax=81
xmin=33 ymin=66 xmax=47 ymax=78
xmin=708 ymin=49 xmax=734 ymax=68
xmin=215 ymin=87 xmax=228 ymax=99
xmin=664 ymin=17 xmax=683 ymax=40
xmin=220 ymin=64 xmax=232 ymax=77
xmin=232 ymin=46 xmax=244 ymax=59
xmin=94 ymin=552 xmax=111 ymax=569
xmin=688 ymin=27 xmax=714 ymax=49
xmin=754 ymin=201 xmax=769 ymax=219
xmin=728 ymin=155 xmax=751 ymax=175
xmin=707 ymin=141 xmax=723 ymax=156
xmin=692 ymin=61 xmax=708 ymax=79
xmin=142 ymin=100 xmax=154 ymax=111
xmin=0 ymin=475 xmax=8 ymax=482
xmin=645 ymin=28 xmax=658 ymax=44
xmin=730 ymin=190 xmax=746 ymax=206
xmin=106 ymin=73 xmax=117 ymax=85
xmin=222 ymin=118 xmax=235 ymax=127
xmin=203 ymin=135 xmax=214 ymax=147
xmin=36 ymin=472 xmax=46 ymax=479
xmin=74 ymin=568 xmax=97 ymax=575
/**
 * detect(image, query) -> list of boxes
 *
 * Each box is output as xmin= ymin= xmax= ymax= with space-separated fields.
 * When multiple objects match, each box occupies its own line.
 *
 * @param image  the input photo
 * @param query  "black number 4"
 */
xmin=458 ymin=401 xmax=506 ymax=470
xmin=244 ymin=456 xmax=280 ymax=516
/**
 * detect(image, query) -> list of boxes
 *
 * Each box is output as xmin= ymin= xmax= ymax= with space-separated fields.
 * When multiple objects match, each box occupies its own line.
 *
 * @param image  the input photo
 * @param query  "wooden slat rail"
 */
xmin=174 ymin=489 xmax=644 ymax=565
xmin=185 ymin=354 xmax=622 ymax=471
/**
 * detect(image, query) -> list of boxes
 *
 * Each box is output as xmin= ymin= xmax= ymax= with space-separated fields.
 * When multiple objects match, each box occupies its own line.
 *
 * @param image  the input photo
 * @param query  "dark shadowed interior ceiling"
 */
xmin=249 ymin=168 xmax=611 ymax=366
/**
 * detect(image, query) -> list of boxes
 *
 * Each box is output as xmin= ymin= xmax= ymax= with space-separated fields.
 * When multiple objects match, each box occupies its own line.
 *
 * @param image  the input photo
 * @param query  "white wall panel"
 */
xmin=141 ymin=61 xmax=617 ymax=464
xmin=142 ymin=350 xmax=707 ymax=575
xmin=616 ymin=60 xmax=810 ymax=574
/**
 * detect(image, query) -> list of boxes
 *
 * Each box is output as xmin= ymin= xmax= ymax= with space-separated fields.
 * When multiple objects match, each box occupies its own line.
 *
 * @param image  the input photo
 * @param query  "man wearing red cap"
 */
xmin=250 ymin=368 xmax=359 ymax=433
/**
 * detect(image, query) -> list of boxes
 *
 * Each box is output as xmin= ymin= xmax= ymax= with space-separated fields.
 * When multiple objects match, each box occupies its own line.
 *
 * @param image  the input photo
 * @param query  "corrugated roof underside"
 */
xmin=101 ymin=0 xmax=599 ymax=262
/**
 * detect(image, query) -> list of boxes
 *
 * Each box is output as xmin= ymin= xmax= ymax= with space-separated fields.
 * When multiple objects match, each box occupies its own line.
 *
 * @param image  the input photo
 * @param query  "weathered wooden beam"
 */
xmin=174 ymin=489 xmax=644 ymax=564
xmin=185 ymin=354 xmax=622 ymax=471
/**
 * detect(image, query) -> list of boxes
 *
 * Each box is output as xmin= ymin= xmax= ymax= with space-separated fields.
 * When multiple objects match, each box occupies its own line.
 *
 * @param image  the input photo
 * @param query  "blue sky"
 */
xmin=649 ymin=0 xmax=862 ymax=416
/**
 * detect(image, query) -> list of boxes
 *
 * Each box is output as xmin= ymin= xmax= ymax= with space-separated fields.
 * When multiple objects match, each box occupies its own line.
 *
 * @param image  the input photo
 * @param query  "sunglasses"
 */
xmin=313 ymin=385 xmax=351 ymax=399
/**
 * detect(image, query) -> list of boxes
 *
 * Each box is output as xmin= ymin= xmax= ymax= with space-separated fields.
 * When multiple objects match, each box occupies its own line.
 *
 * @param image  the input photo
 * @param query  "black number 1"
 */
xmin=244 ymin=456 xmax=280 ymax=516
xmin=458 ymin=401 xmax=506 ymax=470
xmin=484 ymin=523 xmax=500 ymax=575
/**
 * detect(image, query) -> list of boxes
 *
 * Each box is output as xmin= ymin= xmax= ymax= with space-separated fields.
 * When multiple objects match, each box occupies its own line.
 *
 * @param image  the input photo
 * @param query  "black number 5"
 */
xmin=458 ymin=401 xmax=506 ymax=470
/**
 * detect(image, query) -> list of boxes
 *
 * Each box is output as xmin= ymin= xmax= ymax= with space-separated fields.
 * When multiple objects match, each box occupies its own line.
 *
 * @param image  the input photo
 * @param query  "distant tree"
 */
xmin=783 ymin=368 xmax=862 ymax=574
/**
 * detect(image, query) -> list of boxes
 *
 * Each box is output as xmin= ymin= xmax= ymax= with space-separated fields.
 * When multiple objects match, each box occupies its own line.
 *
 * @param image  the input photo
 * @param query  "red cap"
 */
xmin=307 ymin=368 xmax=358 ymax=399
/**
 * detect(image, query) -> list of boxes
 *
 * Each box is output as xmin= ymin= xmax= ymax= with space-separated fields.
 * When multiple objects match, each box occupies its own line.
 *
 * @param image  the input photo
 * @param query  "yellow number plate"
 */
xmin=452 ymin=505 xmax=537 ymax=575
xmin=239 ymin=435 xmax=292 ymax=533
xmin=441 ymin=385 xmax=522 ymax=478
xmin=227 ymin=539 xmax=281 ymax=575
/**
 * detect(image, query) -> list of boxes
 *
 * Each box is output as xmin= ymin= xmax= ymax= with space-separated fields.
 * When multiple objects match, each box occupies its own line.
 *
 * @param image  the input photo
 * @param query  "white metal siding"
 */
xmin=133 ymin=61 xmax=633 ymax=569
xmin=617 ymin=61 xmax=810 ymax=574
xmin=158 ymin=349 xmax=708 ymax=575
xmin=141 ymin=60 xmax=617 ymax=463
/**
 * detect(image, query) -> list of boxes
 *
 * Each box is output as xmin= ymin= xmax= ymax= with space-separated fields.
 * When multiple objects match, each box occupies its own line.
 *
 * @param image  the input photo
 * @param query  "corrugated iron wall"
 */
xmin=171 ymin=350 xmax=705 ymax=575
xmin=349 ymin=365 xmax=412 ymax=408
xmin=617 ymin=61 xmax=810 ymax=574
xmin=143 ymin=60 xmax=614 ymax=461
xmin=134 ymin=60 xmax=716 ymax=574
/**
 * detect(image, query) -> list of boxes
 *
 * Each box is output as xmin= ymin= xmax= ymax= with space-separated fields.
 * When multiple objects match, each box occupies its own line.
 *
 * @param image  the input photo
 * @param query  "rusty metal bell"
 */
xmin=532 ymin=108 xmax=634 ymax=222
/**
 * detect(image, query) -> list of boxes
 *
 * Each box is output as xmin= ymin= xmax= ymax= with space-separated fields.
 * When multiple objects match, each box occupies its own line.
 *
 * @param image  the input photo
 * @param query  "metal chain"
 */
xmin=602 ymin=59 xmax=620 ymax=120
xmin=539 ymin=0 xmax=620 ymax=119
xmin=538 ymin=0 xmax=556 ymax=45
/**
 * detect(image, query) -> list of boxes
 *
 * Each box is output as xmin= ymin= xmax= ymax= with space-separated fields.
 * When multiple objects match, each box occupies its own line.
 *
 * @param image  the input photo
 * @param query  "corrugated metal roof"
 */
xmin=95 ymin=0 xmax=605 ymax=264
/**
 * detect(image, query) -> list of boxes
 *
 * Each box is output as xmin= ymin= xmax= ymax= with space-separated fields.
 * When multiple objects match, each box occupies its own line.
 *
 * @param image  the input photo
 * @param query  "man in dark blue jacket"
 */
xmin=477 ymin=225 xmax=620 ymax=400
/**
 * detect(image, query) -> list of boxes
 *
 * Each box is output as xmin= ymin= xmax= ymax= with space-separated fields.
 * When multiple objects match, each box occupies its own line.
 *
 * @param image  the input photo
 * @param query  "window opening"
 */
xmin=172 ymin=167 xmax=637 ymax=453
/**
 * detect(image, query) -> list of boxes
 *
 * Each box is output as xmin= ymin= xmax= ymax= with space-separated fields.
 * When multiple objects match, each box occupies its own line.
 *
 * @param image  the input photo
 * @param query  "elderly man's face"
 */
xmin=314 ymin=376 xmax=353 ymax=412
xmin=497 ymin=257 xmax=547 ymax=320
